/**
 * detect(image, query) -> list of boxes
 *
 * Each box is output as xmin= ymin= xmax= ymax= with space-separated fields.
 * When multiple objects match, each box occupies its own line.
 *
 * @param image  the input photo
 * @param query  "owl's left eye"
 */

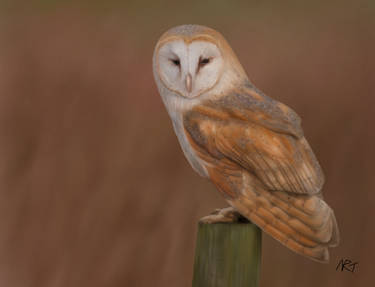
xmin=170 ymin=58 xmax=180 ymax=67
xmin=198 ymin=57 xmax=211 ymax=70
xmin=200 ymin=58 xmax=210 ymax=65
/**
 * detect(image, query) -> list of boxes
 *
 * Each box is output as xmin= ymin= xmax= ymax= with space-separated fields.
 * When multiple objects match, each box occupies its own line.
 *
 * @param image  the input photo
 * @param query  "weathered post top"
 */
xmin=192 ymin=211 xmax=262 ymax=287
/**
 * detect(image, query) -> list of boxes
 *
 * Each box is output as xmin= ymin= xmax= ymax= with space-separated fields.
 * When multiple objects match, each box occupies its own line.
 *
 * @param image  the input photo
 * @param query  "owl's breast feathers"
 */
xmin=182 ymin=82 xmax=339 ymax=262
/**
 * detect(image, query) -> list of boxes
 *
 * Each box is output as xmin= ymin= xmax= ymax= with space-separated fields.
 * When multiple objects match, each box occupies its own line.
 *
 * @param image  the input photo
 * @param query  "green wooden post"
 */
xmin=192 ymin=221 xmax=262 ymax=287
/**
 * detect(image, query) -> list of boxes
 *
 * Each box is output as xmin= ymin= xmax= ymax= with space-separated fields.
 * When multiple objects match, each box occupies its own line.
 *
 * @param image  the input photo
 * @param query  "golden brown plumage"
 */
xmin=153 ymin=24 xmax=339 ymax=263
xmin=183 ymin=83 xmax=339 ymax=262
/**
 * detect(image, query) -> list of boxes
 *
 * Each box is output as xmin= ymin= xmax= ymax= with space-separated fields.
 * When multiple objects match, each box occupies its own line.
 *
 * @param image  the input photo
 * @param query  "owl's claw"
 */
xmin=209 ymin=208 xmax=222 ymax=215
xmin=199 ymin=207 xmax=249 ymax=223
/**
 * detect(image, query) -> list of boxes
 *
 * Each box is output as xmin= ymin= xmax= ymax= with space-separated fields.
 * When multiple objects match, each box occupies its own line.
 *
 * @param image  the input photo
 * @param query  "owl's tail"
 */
xmin=228 ymin=185 xmax=340 ymax=263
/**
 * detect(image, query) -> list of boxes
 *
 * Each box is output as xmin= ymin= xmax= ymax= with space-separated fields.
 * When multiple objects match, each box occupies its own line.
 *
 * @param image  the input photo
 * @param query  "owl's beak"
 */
xmin=185 ymin=73 xmax=192 ymax=93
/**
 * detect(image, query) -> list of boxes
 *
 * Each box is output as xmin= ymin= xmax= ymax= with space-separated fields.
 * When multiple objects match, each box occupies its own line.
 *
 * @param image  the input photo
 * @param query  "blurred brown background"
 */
xmin=0 ymin=0 xmax=374 ymax=286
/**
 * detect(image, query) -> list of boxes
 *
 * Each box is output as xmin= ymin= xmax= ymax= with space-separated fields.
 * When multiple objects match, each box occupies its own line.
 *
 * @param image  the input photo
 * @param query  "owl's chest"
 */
xmin=160 ymin=91 xmax=209 ymax=177
xmin=171 ymin=116 xmax=208 ymax=178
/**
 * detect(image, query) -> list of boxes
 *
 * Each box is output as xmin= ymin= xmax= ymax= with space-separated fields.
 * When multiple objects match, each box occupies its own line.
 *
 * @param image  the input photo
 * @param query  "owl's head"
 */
xmin=153 ymin=25 xmax=246 ymax=99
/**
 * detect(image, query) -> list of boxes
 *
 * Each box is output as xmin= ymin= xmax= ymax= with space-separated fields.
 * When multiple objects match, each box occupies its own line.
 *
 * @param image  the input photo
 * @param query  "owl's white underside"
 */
xmin=157 ymin=81 xmax=209 ymax=177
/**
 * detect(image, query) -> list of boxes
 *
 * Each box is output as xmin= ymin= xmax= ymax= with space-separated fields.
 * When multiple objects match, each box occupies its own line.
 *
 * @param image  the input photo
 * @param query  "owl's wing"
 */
xmin=183 ymin=84 xmax=324 ymax=195
xmin=182 ymin=84 xmax=339 ymax=262
xmin=202 ymin=82 xmax=305 ymax=139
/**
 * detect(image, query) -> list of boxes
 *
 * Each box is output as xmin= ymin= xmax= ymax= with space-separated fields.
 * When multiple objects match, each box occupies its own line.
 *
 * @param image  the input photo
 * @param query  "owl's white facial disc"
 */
xmin=157 ymin=40 xmax=224 ymax=98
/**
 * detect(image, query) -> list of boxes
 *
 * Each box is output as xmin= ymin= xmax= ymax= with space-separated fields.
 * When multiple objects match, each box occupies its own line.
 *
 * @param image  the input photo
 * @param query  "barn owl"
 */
xmin=152 ymin=24 xmax=339 ymax=263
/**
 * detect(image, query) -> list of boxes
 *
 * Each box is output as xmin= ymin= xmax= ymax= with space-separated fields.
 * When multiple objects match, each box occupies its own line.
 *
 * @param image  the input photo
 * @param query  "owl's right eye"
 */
xmin=170 ymin=58 xmax=180 ymax=67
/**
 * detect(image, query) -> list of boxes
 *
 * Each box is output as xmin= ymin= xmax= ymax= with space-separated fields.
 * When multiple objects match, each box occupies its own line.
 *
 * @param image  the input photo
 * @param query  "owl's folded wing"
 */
xmin=197 ymin=82 xmax=304 ymax=139
xmin=183 ymin=85 xmax=324 ymax=195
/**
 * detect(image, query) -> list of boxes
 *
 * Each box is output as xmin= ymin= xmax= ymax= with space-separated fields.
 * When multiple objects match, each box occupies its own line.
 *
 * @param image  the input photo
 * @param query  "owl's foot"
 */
xmin=199 ymin=207 xmax=249 ymax=224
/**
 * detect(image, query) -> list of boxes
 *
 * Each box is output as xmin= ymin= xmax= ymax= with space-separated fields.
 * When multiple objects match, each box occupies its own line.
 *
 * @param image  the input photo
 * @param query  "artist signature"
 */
xmin=336 ymin=258 xmax=358 ymax=273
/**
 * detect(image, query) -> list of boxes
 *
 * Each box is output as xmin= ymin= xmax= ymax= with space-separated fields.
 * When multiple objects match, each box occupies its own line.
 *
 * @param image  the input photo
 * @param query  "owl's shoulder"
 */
xmin=184 ymin=81 xmax=304 ymax=139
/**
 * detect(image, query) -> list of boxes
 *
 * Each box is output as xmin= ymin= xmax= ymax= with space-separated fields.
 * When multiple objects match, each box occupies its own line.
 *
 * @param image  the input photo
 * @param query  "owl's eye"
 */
xmin=170 ymin=58 xmax=180 ymax=67
xmin=199 ymin=57 xmax=211 ymax=68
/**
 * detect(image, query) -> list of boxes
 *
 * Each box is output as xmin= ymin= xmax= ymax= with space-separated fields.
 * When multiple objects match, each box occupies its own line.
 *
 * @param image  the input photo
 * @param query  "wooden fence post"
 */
xmin=192 ymin=221 xmax=261 ymax=287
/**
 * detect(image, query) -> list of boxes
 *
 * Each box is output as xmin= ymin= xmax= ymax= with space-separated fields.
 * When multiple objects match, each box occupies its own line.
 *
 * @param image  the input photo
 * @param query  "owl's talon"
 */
xmin=199 ymin=207 xmax=248 ymax=223
xmin=209 ymin=208 xmax=222 ymax=215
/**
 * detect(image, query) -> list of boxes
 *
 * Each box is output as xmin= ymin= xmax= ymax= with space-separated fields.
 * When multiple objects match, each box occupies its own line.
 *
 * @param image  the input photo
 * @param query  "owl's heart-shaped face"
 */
xmin=156 ymin=39 xmax=224 ymax=98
